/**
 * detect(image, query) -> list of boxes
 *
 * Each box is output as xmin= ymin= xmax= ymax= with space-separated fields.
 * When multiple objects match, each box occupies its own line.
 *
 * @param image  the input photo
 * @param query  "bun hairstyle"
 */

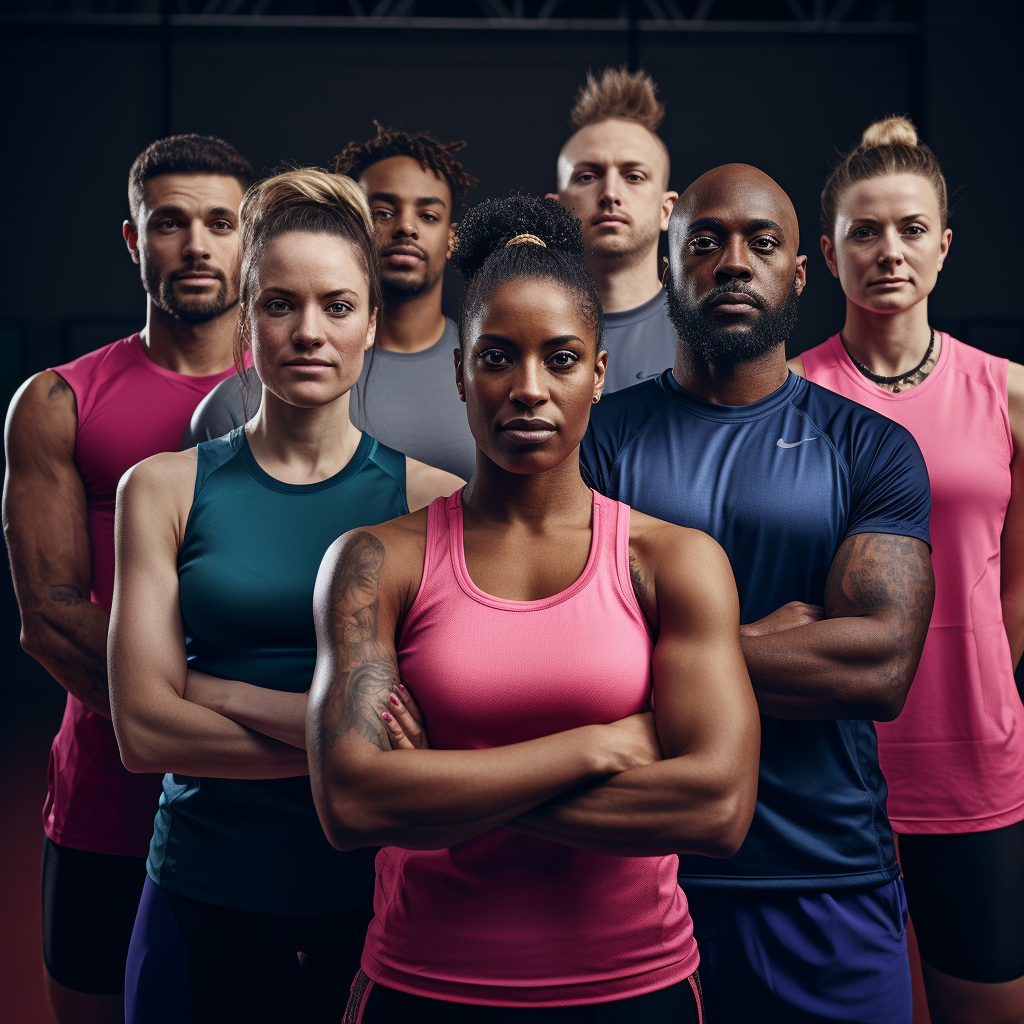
xmin=821 ymin=115 xmax=948 ymax=236
xmin=237 ymin=168 xmax=382 ymax=360
xmin=451 ymin=195 xmax=604 ymax=354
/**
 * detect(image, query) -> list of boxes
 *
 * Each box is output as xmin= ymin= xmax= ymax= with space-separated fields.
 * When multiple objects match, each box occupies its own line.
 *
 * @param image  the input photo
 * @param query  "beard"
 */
xmin=380 ymin=271 xmax=435 ymax=300
xmin=666 ymin=278 xmax=800 ymax=366
xmin=145 ymin=263 xmax=234 ymax=324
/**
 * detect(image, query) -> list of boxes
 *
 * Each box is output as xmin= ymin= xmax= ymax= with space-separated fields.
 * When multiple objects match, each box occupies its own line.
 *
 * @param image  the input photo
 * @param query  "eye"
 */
xmin=373 ymin=209 xmax=393 ymax=220
xmin=479 ymin=349 xmax=511 ymax=368
xmin=751 ymin=235 xmax=779 ymax=251
xmin=688 ymin=236 xmax=718 ymax=252
xmin=624 ymin=172 xmax=646 ymax=183
xmin=157 ymin=219 xmax=179 ymax=230
xmin=422 ymin=213 xmax=439 ymax=222
xmin=326 ymin=301 xmax=352 ymax=315
xmin=850 ymin=226 xmax=875 ymax=240
xmin=265 ymin=299 xmax=290 ymax=313
xmin=574 ymin=172 xmax=597 ymax=184
xmin=548 ymin=350 xmax=579 ymax=368
xmin=210 ymin=220 xmax=233 ymax=231
xmin=904 ymin=224 xmax=926 ymax=236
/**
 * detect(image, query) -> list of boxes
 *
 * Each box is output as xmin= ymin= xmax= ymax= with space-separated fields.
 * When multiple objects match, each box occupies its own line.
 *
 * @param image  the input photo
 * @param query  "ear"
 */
xmin=936 ymin=227 xmax=952 ymax=271
xmin=544 ymin=192 xmax=560 ymax=202
xmin=447 ymin=222 xmax=457 ymax=261
xmin=454 ymin=347 xmax=466 ymax=403
xmin=365 ymin=309 xmax=377 ymax=351
xmin=593 ymin=348 xmax=608 ymax=402
xmin=123 ymin=220 xmax=140 ymax=265
xmin=820 ymin=234 xmax=839 ymax=278
xmin=794 ymin=254 xmax=808 ymax=297
xmin=660 ymin=192 xmax=679 ymax=232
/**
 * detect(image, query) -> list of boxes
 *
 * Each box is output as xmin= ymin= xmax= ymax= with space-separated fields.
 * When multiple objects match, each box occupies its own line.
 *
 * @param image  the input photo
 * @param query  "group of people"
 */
xmin=4 ymin=66 xmax=1023 ymax=1024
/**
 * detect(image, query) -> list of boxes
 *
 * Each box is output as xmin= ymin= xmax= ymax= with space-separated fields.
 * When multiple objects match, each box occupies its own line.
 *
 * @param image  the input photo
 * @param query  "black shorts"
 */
xmin=41 ymin=834 xmax=149 ymax=994
xmin=899 ymin=818 xmax=1024 ymax=983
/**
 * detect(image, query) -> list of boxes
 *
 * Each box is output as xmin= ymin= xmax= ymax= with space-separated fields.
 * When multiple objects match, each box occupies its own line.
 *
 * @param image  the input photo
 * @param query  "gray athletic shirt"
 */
xmin=184 ymin=317 xmax=476 ymax=480
xmin=602 ymin=289 xmax=678 ymax=394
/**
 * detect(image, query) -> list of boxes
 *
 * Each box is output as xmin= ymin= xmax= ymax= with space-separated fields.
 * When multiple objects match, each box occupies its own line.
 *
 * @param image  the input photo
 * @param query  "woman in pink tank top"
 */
xmin=793 ymin=117 xmax=1024 ymax=1021
xmin=307 ymin=196 xmax=760 ymax=1023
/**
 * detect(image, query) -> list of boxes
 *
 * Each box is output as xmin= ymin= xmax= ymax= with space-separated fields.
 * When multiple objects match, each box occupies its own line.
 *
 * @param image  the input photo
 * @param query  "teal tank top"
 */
xmin=146 ymin=427 xmax=409 ymax=914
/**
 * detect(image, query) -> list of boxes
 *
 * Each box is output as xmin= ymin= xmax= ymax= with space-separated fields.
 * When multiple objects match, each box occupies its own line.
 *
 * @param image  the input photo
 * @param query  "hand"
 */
xmin=600 ymin=711 xmax=662 ymax=774
xmin=381 ymin=682 xmax=430 ymax=750
xmin=740 ymin=601 xmax=824 ymax=637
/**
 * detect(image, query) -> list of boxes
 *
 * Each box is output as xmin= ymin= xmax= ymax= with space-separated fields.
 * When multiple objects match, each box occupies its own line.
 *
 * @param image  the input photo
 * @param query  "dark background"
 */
xmin=1 ymin=0 xmax=1021 ymax=700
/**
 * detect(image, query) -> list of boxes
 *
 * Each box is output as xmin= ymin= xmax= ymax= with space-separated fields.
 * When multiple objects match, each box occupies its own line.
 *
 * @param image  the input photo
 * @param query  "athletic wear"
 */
xmin=686 ymin=880 xmax=911 ymax=1023
xmin=125 ymin=876 xmax=373 ymax=1024
xmin=347 ymin=973 xmax=704 ymax=1023
xmin=45 ymin=332 xmax=242 ymax=856
xmin=363 ymin=488 xmax=698 ymax=1006
xmin=148 ymin=427 xmax=407 ymax=914
xmin=899 ymin=820 xmax=1024 ymax=983
xmin=41 ymin=836 xmax=148 ymax=994
xmin=602 ymin=290 xmax=677 ymax=394
xmin=581 ymin=370 xmax=931 ymax=889
xmin=802 ymin=334 xmax=1024 ymax=834
xmin=186 ymin=319 xmax=476 ymax=479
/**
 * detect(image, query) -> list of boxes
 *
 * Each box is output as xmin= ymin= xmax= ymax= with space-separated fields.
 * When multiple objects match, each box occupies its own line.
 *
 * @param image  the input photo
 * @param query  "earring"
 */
xmin=458 ymin=390 xmax=466 ymax=403
xmin=592 ymin=395 xmax=600 ymax=404
xmin=661 ymin=256 xmax=670 ymax=286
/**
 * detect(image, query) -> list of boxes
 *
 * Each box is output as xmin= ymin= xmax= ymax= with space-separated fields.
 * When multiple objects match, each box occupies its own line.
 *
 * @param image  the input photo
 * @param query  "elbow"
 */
xmin=20 ymin=622 xmax=52 ymax=666
xmin=112 ymin=717 xmax=167 ymax=774
xmin=315 ymin=788 xmax=390 ymax=853
xmin=867 ymin=667 xmax=914 ymax=723
xmin=699 ymin=789 xmax=755 ymax=859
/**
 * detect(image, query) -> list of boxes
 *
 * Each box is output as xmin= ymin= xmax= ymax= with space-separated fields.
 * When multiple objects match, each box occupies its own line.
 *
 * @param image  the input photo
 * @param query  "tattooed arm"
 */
xmin=3 ymin=372 xmax=111 ymax=716
xmin=740 ymin=532 xmax=934 ymax=720
xmin=306 ymin=524 xmax=662 ymax=852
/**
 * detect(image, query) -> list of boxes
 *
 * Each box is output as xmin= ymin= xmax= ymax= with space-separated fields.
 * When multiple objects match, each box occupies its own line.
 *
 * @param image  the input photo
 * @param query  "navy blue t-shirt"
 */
xmin=581 ymin=370 xmax=931 ymax=890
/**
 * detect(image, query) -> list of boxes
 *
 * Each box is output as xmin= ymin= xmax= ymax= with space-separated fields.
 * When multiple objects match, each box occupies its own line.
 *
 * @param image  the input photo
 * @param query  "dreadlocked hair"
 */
xmin=569 ymin=66 xmax=665 ymax=133
xmin=821 ymin=116 xmax=948 ymax=235
xmin=235 ymin=168 xmax=380 ymax=375
xmin=451 ymin=195 xmax=604 ymax=356
xmin=331 ymin=121 xmax=479 ymax=206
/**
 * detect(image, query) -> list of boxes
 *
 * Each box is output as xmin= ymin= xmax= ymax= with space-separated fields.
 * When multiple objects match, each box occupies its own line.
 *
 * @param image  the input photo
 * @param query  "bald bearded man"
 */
xmin=574 ymin=164 xmax=935 ymax=1022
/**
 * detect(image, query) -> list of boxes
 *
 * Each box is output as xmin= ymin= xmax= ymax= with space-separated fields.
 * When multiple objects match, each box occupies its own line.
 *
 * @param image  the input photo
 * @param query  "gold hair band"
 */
xmin=505 ymin=233 xmax=547 ymax=248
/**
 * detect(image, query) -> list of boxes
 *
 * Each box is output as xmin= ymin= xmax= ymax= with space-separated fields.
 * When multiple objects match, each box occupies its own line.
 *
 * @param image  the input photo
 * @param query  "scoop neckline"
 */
xmin=829 ymin=331 xmax=950 ymax=403
xmin=236 ymin=427 xmax=374 ymax=494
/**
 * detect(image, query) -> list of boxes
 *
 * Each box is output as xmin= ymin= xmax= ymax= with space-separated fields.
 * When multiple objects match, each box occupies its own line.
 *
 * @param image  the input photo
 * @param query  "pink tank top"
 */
xmin=803 ymin=333 xmax=1024 ymax=833
xmin=361 ymin=489 xmax=698 ymax=1006
xmin=45 ymin=333 xmax=243 ymax=855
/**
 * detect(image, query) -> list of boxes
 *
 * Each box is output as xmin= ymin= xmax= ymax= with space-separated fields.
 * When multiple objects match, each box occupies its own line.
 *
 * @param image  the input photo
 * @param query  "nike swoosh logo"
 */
xmin=777 ymin=437 xmax=819 ymax=448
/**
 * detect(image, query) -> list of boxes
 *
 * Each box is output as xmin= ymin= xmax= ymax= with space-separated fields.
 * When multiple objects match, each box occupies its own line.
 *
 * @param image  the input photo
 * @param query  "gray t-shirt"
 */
xmin=602 ymin=290 xmax=678 ymax=394
xmin=184 ymin=317 xmax=476 ymax=480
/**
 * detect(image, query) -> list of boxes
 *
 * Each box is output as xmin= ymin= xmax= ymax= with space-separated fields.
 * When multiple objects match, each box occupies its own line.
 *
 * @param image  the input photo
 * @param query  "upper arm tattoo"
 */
xmin=825 ymin=533 xmax=934 ymax=684
xmin=315 ymin=532 xmax=398 ymax=756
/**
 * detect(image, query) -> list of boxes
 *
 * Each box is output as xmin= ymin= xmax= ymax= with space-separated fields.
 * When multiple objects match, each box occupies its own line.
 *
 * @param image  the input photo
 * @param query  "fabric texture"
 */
xmin=803 ymin=333 xmax=1024 ymax=834
xmin=581 ymin=370 xmax=931 ymax=890
xmin=147 ymin=427 xmax=407 ymax=914
xmin=602 ymin=290 xmax=678 ymax=394
xmin=44 ymin=334 xmax=243 ymax=856
xmin=362 ymin=488 xmax=698 ymax=1006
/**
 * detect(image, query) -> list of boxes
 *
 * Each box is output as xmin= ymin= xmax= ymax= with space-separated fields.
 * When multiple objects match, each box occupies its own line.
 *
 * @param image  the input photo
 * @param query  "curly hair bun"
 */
xmin=859 ymin=116 xmax=919 ymax=151
xmin=451 ymin=195 xmax=585 ymax=283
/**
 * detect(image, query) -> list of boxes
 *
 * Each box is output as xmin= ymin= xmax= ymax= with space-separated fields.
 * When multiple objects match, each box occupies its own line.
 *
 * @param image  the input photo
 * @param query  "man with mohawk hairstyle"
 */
xmin=549 ymin=67 xmax=679 ymax=392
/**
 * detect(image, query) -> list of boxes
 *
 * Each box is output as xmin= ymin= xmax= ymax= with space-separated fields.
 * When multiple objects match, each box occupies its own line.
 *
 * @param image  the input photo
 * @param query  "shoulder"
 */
xmin=787 ymin=354 xmax=806 ymax=377
xmin=588 ymin=377 xmax=672 ymax=442
xmin=5 ymin=372 xmax=78 ymax=453
xmin=118 ymin=449 xmax=197 ymax=506
xmin=629 ymin=509 xmax=732 ymax=580
xmin=187 ymin=366 xmax=257 ymax=444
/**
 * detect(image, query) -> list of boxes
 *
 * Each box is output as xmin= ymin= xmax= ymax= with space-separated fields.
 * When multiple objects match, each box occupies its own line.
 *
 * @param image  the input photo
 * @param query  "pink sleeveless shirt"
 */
xmin=803 ymin=333 xmax=1024 ymax=833
xmin=45 ymin=333 xmax=243 ymax=855
xmin=361 ymin=489 xmax=698 ymax=1006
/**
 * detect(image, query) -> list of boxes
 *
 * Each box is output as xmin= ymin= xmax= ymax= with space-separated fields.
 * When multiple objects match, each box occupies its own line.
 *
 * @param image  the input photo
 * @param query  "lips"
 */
xmin=499 ymin=417 xmax=557 ymax=444
xmin=710 ymin=291 xmax=760 ymax=313
xmin=592 ymin=215 xmax=628 ymax=227
xmin=382 ymin=245 xmax=426 ymax=265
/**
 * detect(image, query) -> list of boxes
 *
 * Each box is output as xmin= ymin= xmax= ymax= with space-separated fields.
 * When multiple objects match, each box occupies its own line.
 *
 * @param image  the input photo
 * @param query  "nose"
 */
xmin=598 ymin=173 xmax=621 ymax=209
xmin=713 ymin=235 xmax=753 ymax=284
xmin=394 ymin=205 xmax=418 ymax=238
xmin=508 ymin=356 xmax=549 ymax=407
xmin=181 ymin=219 xmax=211 ymax=262
xmin=292 ymin=304 xmax=326 ymax=349
xmin=877 ymin=227 xmax=904 ymax=269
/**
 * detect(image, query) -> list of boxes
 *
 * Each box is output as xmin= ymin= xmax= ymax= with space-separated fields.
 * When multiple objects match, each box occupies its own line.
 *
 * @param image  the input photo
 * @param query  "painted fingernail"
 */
xmin=389 ymin=693 xmax=400 ymax=707
xmin=398 ymin=683 xmax=409 ymax=696
xmin=381 ymin=711 xmax=393 ymax=723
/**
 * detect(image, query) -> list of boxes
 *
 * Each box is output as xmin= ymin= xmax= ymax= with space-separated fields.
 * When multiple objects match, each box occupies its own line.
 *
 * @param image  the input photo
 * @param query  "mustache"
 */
xmin=380 ymin=243 xmax=427 ymax=259
xmin=169 ymin=266 xmax=227 ymax=284
xmin=699 ymin=281 xmax=766 ymax=312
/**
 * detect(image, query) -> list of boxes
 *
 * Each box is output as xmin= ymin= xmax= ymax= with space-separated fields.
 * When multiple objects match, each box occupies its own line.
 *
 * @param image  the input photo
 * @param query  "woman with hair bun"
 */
xmin=792 ymin=117 xmax=1024 ymax=1021
xmin=109 ymin=168 xmax=461 ymax=1024
xmin=307 ymin=195 xmax=760 ymax=1022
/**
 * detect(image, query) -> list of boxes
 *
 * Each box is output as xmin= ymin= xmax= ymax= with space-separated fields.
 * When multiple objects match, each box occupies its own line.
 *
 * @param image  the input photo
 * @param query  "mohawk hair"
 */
xmin=330 ymin=121 xmax=479 ymax=207
xmin=569 ymin=66 xmax=666 ymax=134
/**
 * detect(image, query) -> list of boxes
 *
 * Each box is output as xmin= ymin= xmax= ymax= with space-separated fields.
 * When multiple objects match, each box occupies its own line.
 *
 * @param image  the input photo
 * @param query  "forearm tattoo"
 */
xmin=316 ymin=532 xmax=397 ymax=755
xmin=826 ymin=533 xmax=934 ymax=689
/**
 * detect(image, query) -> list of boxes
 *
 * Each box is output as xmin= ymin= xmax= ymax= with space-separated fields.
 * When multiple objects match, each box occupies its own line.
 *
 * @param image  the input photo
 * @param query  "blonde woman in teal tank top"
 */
xmin=108 ymin=170 xmax=461 ymax=1024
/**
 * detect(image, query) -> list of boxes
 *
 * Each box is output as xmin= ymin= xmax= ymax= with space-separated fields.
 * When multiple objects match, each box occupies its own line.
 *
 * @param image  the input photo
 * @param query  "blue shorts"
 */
xmin=685 ymin=878 xmax=911 ymax=1024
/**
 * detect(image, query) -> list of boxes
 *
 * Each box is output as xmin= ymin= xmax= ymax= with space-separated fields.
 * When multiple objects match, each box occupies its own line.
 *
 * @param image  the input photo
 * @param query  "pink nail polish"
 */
xmin=389 ymin=693 xmax=400 ymax=707
xmin=382 ymin=711 xmax=393 ymax=722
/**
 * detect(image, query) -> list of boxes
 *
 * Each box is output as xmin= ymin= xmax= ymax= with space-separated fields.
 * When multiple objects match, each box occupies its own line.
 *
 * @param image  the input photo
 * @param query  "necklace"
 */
xmin=844 ymin=328 xmax=935 ymax=393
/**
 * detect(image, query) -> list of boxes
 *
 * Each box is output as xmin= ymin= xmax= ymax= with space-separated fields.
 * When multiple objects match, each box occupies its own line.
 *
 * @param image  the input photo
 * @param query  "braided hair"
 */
xmin=451 ymin=195 xmax=604 ymax=356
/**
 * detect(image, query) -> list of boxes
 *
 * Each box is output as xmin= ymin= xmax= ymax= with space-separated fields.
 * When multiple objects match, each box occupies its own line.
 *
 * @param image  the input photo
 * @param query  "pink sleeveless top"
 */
xmin=361 ymin=489 xmax=698 ymax=1006
xmin=803 ymin=333 xmax=1024 ymax=833
xmin=45 ymin=334 xmax=243 ymax=855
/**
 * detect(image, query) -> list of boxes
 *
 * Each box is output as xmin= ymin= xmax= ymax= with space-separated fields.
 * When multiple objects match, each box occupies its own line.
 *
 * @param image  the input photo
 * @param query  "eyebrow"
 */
xmin=476 ymin=333 xmax=585 ymax=346
xmin=148 ymin=205 xmax=236 ymax=219
xmin=687 ymin=217 xmax=784 ymax=235
xmin=367 ymin=191 xmax=447 ymax=208
xmin=572 ymin=160 xmax=652 ymax=171
xmin=262 ymin=287 xmax=359 ymax=298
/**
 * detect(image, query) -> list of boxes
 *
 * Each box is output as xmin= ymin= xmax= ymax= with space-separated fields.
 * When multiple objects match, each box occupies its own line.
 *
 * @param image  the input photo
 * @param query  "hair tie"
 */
xmin=505 ymin=233 xmax=547 ymax=249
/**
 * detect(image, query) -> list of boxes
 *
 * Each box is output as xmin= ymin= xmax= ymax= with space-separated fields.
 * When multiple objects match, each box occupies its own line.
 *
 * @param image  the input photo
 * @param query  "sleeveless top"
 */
xmin=361 ymin=489 xmax=698 ymax=1006
xmin=146 ymin=427 xmax=409 ymax=913
xmin=803 ymin=333 xmax=1024 ymax=833
xmin=45 ymin=334 xmax=242 ymax=856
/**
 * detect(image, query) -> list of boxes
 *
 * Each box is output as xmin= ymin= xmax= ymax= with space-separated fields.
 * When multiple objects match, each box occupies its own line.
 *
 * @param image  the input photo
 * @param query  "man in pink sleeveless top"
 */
xmin=3 ymin=134 xmax=252 ymax=1024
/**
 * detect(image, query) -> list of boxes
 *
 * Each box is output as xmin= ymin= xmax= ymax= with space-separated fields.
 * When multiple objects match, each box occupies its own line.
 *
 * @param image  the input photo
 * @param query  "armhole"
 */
xmin=395 ymin=497 xmax=442 ymax=648
xmin=611 ymin=499 xmax=650 ymax=630
xmin=368 ymin=438 xmax=409 ymax=514
xmin=995 ymin=355 xmax=1014 ymax=462
xmin=180 ymin=431 xmax=242 ymax=551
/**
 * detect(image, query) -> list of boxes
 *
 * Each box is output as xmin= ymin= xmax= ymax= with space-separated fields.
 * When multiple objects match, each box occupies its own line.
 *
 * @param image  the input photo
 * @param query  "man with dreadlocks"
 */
xmin=548 ymin=67 xmax=679 ymax=393
xmin=186 ymin=124 xmax=477 ymax=480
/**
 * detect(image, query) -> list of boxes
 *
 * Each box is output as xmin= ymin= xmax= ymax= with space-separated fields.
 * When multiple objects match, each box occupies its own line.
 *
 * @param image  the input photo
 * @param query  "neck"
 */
xmin=377 ymin=279 xmax=447 ymax=354
xmin=245 ymin=388 xmax=363 ymax=485
xmin=141 ymin=299 xmax=238 ymax=376
xmin=672 ymin=344 xmax=790 ymax=406
xmin=462 ymin=448 xmax=593 ymax=529
xmin=839 ymin=299 xmax=933 ymax=377
xmin=587 ymin=245 xmax=663 ymax=314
